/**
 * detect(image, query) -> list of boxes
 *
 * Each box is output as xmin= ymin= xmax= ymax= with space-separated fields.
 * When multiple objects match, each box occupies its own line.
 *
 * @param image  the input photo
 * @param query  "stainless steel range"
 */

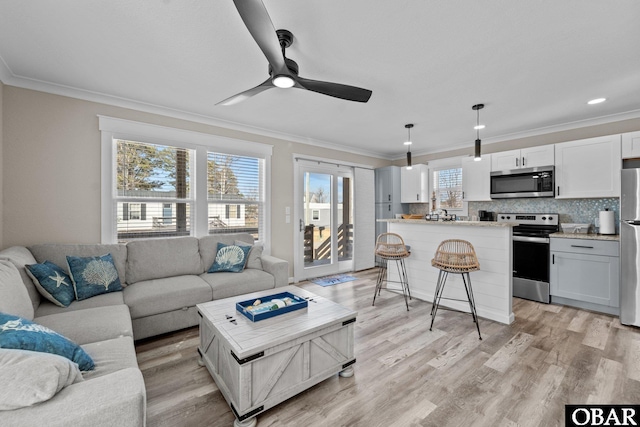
xmin=497 ymin=213 xmax=559 ymax=303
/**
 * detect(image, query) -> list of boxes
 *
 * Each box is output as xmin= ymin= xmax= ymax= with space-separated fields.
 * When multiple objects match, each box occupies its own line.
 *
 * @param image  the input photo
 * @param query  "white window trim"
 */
xmin=428 ymin=156 xmax=468 ymax=216
xmin=99 ymin=116 xmax=272 ymax=252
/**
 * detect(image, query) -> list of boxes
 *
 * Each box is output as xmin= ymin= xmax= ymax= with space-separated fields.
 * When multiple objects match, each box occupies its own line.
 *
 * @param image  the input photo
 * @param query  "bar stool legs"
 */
xmin=372 ymin=257 xmax=411 ymax=311
xmin=429 ymin=270 xmax=482 ymax=340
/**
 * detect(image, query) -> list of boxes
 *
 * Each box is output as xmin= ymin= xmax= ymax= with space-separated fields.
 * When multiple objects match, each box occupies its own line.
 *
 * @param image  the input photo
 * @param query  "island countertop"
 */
xmin=379 ymin=219 xmax=515 ymax=228
xmin=550 ymin=232 xmax=620 ymax=241
xmin=384 ymin=220 xmax=514 ymax=325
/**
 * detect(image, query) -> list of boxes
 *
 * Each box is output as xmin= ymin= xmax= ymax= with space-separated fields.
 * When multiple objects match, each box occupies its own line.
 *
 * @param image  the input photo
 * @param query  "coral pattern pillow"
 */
xmin=25 ymin=261 xmax=75 ymax=307
xmin=0 ymin=312 xmax=94 ymax=371
xmin=208 ymin=243 xmax=251 ymax=273
xmin=66 ymin=253 xmax=122 ymax=301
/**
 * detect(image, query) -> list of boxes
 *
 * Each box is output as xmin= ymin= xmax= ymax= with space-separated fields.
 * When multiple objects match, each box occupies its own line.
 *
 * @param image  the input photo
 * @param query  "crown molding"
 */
xmin=2 ymin=72 xmax=390 ymax=159
xmin=391 ymin=108 xmax=640 ymax=161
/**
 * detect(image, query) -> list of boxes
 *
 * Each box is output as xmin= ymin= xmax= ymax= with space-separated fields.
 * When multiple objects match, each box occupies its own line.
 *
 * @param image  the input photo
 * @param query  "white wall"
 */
xmin=1 ymin=86 xmax=389 ymax=276
xmin=0 ymin=81 xmax=3 ymax=248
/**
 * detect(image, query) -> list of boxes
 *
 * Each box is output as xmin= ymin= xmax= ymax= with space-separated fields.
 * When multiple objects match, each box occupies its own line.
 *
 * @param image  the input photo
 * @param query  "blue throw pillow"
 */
xmin=208 ymin=243 xmax=251 ymax=273
xmin=25 ymin=261 xmax=75 ymax=307
xmin=0 ymin=312 xmax=94 ymax=371
xmin=67 ymin=253 xmax=122 ymax=301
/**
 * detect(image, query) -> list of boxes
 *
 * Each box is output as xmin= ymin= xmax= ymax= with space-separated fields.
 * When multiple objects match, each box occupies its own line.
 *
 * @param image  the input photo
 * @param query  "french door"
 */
xmin=294 ymin=161 xmax=354 ymax=280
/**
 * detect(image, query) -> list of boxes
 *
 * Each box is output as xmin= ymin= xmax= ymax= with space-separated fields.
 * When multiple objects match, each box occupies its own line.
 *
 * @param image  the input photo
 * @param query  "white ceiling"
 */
xmin=1 ymin=1 xmax=639 ymax=159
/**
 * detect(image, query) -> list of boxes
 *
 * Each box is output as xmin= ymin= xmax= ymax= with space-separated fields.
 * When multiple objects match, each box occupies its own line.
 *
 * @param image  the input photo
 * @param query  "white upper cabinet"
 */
xmin=401 ymin=164 xmax=429 ymax=203
xmin=555 ymin=135 xmax=621 ymax=199
xmin=462 ymin=154 xmax=492 ymax=201
xmin=622 ymin=131 xmax=640 ymax=159
xmin=491 ymin=146 xmax=554 ymax=171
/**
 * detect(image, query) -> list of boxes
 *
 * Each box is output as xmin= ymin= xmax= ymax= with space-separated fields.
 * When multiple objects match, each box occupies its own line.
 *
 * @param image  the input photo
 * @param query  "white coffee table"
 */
xmin=197 ymin=286 xmax=357 ymax=427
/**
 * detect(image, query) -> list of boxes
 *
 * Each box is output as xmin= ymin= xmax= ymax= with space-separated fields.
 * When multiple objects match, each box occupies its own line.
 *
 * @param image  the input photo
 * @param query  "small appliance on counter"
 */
xmin=478 ymin=210 xmax=495 ymax=221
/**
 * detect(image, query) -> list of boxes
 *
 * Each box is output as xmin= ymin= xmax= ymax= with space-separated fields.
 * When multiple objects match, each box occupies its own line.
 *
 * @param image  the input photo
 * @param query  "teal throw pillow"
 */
xmin=25 ymin=261 xmax=75 ymax=307
xmin=0 ymin=312 xmax=94 ymax=371
xmin=208 ymin=243 xmax=251 ymax=273
xmin=67 ymin=253 xmax=122 ymax=301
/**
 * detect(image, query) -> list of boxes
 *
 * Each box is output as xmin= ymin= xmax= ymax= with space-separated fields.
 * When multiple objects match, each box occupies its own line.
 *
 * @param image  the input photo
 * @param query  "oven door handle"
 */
xmin=512 ymin=235 xmax=550 ymax=244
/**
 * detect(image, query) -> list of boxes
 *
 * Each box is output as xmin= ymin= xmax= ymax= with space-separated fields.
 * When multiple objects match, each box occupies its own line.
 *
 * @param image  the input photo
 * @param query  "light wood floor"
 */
xmin=135 ymin=269 xmax=640 ymax=427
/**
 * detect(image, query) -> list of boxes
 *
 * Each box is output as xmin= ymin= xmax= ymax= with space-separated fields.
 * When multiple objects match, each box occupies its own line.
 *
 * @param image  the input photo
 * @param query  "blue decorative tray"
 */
xmin=236 ymin=292 xmax=308 ymax=322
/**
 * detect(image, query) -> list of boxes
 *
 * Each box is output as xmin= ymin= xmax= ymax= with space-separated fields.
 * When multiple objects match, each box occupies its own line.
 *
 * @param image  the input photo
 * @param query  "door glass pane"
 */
xmin=304 ymin=172 xmax=331 ymax=267
xmin=338 ymin=177 xmax=353 ymax=262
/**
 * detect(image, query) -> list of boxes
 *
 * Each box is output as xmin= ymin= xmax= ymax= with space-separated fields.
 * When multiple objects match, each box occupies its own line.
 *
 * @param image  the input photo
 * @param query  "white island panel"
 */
xmin=385 ymin=220 xmax=514 ymax=324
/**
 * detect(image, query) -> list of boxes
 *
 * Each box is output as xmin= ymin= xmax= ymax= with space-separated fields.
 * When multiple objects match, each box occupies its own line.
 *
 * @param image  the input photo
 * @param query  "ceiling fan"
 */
xmin=217 ymin=0 xmax=373 ymax=106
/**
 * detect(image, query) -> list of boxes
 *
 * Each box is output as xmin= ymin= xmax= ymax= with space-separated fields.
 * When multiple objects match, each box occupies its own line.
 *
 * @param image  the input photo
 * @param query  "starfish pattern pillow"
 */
xmin=66 ymin=253 xmax=122 ymax=301
xmin=25 ymin=261 xmax=75 ymax=307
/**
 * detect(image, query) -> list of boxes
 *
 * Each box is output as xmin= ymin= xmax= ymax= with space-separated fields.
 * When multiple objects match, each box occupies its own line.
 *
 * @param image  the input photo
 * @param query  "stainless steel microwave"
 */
xmin=490 ymin=166 xmax=555 ymax=199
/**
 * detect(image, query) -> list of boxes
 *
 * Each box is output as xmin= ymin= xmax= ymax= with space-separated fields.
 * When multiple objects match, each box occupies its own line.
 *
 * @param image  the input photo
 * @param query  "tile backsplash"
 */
xmin=409 ymin=197 xmax=620 ymax=233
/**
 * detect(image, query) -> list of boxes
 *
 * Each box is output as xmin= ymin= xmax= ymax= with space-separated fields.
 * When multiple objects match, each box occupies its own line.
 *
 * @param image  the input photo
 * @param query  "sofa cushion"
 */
xmin=25 ymin=261 xmax=75 ymax=307
xmin=123 ymin=275 xmax=212 ymax=319
xmin=0 ymin=260 xmax=34 ymax=320
xmin=35 ymin=305 xmax=133 ymax=345
xmin=235 ymin=240 xmax=263 ymax=270
xmin=208 ymin=243 xmax=251 ymax=273
xmin=67 ymin=254 xmax=123 ymax=300
xmin=0 ymin=349 xmax=84 ymax=411
xmin=200 ymin=269 xmax=275 ymax=300
xmin=29 ymin=243 xmax=128 ymax=286
xmin=0 ymin=313 xmax=94 ymax=371
xmin=0 ymin=246 xmax=41 ymax=312
xmin=35 ymin=291 xmax=125 ymax=317
xmin=81 ymin=336 xmax=138 ymax=381
xmin=126 ymin=237 xmax=201 ymax=284
xmin=199 ymin=233 xmax=254 ymax=274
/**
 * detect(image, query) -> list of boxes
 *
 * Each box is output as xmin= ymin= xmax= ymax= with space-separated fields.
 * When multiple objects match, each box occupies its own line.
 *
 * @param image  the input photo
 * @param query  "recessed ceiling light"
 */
xmin=587 ymin=98 xmax=606 ymax=105
xmin=474 ymin=125 xmax=485 ymax=130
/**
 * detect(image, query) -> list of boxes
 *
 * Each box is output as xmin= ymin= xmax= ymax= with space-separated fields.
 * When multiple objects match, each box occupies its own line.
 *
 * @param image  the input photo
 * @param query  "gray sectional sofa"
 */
xmin=0 ymin=233 xmax=288 ymax=427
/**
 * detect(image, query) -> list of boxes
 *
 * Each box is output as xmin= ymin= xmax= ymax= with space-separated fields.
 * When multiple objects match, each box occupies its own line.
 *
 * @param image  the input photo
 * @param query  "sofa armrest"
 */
xmin=0 ymin=368 xmax=146 ymax=427
xmin=260 ymin=255 xmax=289 ymax=287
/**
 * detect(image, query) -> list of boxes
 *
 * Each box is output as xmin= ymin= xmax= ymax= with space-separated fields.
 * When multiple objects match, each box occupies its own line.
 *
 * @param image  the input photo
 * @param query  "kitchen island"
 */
xmin=380 ymin=219 xmax=515 ymax=324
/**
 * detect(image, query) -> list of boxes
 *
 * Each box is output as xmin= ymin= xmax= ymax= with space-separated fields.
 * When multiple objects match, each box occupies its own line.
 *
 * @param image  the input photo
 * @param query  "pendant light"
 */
xmin=404 ymin=124 xmax=414 ymax=170
xmin=472 ymin=104 xmax=484 ymax=161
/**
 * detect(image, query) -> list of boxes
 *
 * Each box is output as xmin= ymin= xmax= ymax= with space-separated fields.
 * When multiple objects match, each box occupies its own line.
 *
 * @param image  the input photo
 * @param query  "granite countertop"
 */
xmin=550 ymin=232 xmax=620 ymax=241
xmin=379 ymin=219 xmax=515 ymax=228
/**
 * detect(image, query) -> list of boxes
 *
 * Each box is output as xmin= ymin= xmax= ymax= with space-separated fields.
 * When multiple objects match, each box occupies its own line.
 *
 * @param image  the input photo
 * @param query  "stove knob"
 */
xmin=507 ymin=216 xmax=511 ymax=219
xmin=548 ymin=216 xmax=553 ymax=221
xmin=501 ymin=216 xmax=505 ymax=220
xmin=542 ymin=216 xmax=546 ymax=220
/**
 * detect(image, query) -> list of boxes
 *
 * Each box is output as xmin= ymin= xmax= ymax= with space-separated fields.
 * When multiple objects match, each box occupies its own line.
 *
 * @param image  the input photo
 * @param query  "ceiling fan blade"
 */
xmin=232 ymin=0 xmax=289 ymax=76
xmin=296 ymin=77 xmax=372 ymax=103
xmin=217 ymin=78 xmax=274 ymax=106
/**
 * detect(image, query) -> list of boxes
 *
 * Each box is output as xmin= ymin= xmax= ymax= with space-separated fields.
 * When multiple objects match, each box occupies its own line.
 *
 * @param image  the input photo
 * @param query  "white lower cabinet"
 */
xmin=550 ymin=238 xmax=619 ymax=314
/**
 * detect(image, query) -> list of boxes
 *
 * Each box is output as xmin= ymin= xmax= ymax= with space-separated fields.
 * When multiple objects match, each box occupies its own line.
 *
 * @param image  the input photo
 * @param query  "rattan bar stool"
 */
xmin=430 ymin=239 xmax=482 ymax=339
xmin=373 ymin=233 xmax=411 ymax=311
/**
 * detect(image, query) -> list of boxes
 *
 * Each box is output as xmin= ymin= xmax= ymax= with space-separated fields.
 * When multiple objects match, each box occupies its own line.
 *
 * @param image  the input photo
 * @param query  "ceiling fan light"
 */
xmin=273 ymin=75 xmax=295 ymax=88
xmin=403 ymin=141 xmax=412 ymax=145
xmin=474 ymin=125 xmax=485 ymax=130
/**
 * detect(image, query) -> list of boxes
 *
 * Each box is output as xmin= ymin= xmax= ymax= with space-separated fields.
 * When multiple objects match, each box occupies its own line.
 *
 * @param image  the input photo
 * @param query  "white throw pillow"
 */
xmin=0 ymin=259 xmax=34 ymax=320
xmin=0 ymin=349 xmax=84 ymax=410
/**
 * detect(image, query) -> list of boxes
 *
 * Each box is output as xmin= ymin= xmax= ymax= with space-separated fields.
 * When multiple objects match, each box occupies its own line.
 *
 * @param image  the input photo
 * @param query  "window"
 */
xmin=432 ymin=167 xmax=463 ymax=210
xmin=100 ymin=117 xmax=271 ymax=248
xmin=312 ymin=210 xmax=320 ymax=221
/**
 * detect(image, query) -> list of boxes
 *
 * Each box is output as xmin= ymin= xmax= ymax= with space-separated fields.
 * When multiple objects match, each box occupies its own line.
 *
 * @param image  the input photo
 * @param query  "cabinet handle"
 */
xmin=571 ymin=245 xmax=594 ymax=249
xmin=552 ymin=254 xmax=554 ymax=264
xmin=557 ymin=186 xmax=560 ymax=196
xmin=463 ymin=191 xmax=465 ymax=200
xmin=522 ymin=157 xmax=525 ymax=167
xmin=388 ymin=205 xmax=391 ymax=211
xmin=516 ymin=158 xmax=519 ymax=167
xmin=416 ymin=194 xmax=419 ymax=201
xmin=388 ymin=194 xmax=391 ymax=202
